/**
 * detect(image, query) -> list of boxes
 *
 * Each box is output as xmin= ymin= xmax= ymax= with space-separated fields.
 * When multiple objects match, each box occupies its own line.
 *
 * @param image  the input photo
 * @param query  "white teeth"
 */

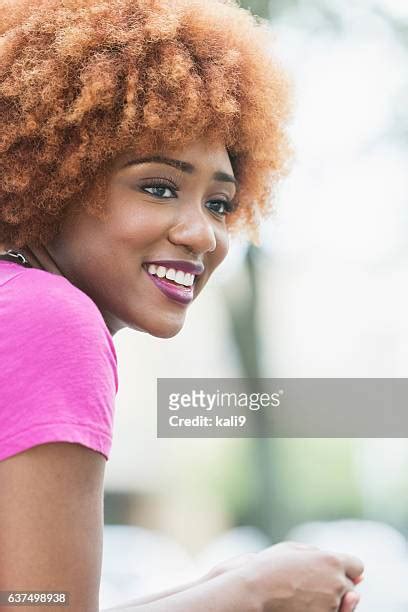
xmin=175 ymin=270 xmax=184 ymax=284
xmin=165 ymin=268 xmax=176 ymax=281
xmin=146 ymin=263 xmax=196 ymax=287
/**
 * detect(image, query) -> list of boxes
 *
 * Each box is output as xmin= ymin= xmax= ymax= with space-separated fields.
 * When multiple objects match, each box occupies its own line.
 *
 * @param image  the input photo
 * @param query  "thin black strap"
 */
xmin=0 ymin=252 xmax=33 ymax=268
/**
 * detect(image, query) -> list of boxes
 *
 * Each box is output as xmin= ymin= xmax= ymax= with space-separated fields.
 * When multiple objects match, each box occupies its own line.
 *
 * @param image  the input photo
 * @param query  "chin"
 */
xmin=148 ymin=325 xmax=184 ymax=339
xmin=129 ymin=318 xmax=185 ymax=338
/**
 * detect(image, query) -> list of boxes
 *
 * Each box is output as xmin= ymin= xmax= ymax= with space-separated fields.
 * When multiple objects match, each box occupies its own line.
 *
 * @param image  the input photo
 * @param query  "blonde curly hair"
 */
xmin=0 ymin=0 xmax=293 ymax=248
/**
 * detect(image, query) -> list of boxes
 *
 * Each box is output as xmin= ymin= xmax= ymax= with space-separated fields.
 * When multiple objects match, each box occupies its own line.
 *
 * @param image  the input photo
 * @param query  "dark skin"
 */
xmin=2 ymin=136 xmax=234 ymax=338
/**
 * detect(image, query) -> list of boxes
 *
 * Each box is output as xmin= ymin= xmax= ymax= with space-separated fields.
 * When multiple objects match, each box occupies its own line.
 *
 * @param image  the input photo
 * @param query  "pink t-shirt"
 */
xmin=0 ymin=261 xmax=119 ymax=462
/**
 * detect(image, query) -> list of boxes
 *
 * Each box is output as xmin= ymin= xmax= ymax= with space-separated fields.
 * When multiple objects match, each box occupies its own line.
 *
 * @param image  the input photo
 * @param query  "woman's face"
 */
xmin=35 ymin=136 xmax=235 ymax=337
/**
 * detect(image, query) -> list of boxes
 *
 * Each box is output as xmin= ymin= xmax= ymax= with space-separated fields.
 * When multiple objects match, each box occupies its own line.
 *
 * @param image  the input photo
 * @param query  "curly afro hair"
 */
xmin=0 ymin=0 xmax=293 ymax=249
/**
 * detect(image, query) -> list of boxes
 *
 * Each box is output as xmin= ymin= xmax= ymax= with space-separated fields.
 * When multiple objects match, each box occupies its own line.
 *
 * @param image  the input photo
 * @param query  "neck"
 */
xmin=25 ymin=244 xmax=65 ymax=277
xmin=2 ymin=244 xmax=64 ymax=277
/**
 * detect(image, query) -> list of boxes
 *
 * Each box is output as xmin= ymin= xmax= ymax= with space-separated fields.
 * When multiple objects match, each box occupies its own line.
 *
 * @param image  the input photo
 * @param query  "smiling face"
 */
xmin=38 ymin=136 xmax=235 ymax=337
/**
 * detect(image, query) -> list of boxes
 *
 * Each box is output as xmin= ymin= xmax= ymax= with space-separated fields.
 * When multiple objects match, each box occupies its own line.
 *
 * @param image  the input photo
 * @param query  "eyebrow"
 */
xmin=123 ymin=155 xmax=238 ymax=187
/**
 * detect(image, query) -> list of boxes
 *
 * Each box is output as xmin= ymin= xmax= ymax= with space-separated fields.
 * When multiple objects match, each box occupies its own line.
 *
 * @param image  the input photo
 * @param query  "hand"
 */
xmin=210 ymin=541 xmax=364 ymax=612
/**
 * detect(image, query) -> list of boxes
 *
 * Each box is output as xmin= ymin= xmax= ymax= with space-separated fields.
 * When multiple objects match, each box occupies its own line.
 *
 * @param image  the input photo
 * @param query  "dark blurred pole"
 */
xmin=222 ymin=244 xmax=284 ymax=543
xmin=228 ymin=245 xmax=260 ymax=379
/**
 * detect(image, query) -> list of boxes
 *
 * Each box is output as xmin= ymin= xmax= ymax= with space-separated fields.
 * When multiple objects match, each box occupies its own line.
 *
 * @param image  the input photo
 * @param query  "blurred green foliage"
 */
xmin=238 ymin=0 xmax=270 ymax=19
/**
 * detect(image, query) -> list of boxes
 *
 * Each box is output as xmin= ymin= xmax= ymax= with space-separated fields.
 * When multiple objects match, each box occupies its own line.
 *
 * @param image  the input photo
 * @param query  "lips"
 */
xmin=143 ymin=266 xmax=195 ymax=305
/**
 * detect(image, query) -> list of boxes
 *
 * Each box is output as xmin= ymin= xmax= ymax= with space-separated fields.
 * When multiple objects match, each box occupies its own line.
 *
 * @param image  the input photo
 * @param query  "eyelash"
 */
xmin=139 ymin=178 xmax=235 ymax=217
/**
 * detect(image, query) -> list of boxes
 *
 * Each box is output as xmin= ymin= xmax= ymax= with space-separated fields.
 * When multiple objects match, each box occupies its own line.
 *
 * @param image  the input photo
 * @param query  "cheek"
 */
xmin=110 ymin=204 xmax=166 ymax=246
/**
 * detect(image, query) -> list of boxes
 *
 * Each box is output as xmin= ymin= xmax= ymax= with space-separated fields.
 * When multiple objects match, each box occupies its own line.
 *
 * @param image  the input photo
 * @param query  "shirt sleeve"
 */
xmin=0 ymin=270 xmax=119 ymax=462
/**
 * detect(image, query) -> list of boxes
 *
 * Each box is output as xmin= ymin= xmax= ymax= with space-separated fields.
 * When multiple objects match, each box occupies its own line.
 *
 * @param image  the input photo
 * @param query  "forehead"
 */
xmin=168 ymin=137 xmax=232 ymax=167
xmin=114 ymin=135 xmax=234 ymax=175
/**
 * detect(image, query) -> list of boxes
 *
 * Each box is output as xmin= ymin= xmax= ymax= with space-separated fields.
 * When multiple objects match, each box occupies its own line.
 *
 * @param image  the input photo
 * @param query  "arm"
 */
xmin=101 ymin=552 xmax=259 ymax=610
xmin=102 ymin=570 xmax=258 ymax=612
xmin=101 ymin=577 xmax=203 ymax=610
xmin=0 ymin=442 xmax=106 ymax=611
xmin=0 ymin=440 xmax=257 ymax=612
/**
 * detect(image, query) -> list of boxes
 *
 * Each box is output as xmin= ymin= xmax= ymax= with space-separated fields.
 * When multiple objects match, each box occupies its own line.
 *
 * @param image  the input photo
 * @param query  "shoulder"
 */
xmin=1 ymin=267 xmax=117 ymax=371
xmin=4 ymin=267 xmax=109 ymax=334
xmin=0 ymin=267 xmax=119 ymax=462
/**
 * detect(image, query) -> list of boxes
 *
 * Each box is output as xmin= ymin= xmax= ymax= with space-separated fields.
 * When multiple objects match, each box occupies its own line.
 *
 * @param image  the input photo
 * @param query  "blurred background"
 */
xmin=101 ymin=1 xmax=408 ymax=610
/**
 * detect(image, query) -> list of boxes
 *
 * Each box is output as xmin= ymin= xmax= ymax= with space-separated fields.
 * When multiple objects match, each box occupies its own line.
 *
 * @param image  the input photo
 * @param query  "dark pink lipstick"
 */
xmin=143 ymin=266 xmax=194 ymax=305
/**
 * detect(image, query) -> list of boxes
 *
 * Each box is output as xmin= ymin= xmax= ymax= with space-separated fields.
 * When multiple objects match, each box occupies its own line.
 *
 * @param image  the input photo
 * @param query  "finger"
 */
xmin=337 ymin=553 xmax=365 ymax=581
xmin=353 ymin=573 xmax=364 ymax=585
xmin=338 ymin=576 xmax=358 ymax=602
xmin=341 ymin=593 xmax=360 ymax=612
xmin=340 ymin=590 xmax=360 ymax=612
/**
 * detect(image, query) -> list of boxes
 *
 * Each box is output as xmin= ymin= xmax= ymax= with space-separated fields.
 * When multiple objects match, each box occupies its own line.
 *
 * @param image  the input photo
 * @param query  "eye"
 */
xmin=206 ymin=199 xmax=235 ymax=217
xmin=141 ymin=181 xmax=177 ymax=199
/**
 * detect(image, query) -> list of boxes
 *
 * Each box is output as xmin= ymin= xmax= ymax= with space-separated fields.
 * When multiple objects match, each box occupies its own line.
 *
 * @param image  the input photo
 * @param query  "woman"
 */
xmin=0 ymin=0 xmax=363 ymax=610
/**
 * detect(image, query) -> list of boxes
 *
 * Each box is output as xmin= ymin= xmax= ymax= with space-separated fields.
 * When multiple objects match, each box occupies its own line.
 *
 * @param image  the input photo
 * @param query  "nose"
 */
xmin=167 ymin=203 xmax=217 ymax=255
